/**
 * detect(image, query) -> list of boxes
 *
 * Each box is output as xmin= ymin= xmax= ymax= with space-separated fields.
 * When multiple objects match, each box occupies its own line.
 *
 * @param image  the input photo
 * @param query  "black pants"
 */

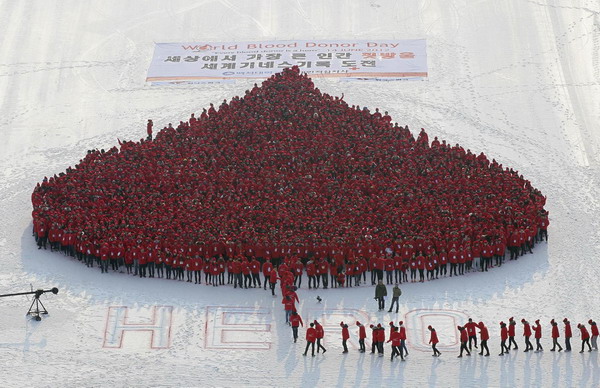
xmin=264 ymin=274 xmax=269 ymax=290
xmin=304 ymin=341 xmax=315 ymax=356
xmin=500 ymin=339 xmax=509 ymax=354
xmin=342 ymin=339 xmax=348 ymax=352
xmin=371 ymin=340 xmax=377 ymax=353
xmin=459 ymin=341 xmax=470 ymax=356
xmin=252 ymin=273 xmax=261 ymax=287
xmin=270 ymin=282 xmax=276 ymax=296
xmin=292 ymin=327 xmax=299 ymax=342
xmin=244 ymin=274 xmax=252 ymax=288
xmin=388 ymin=297 xmax=399 ymax=313
xmin=322 ymin=274 xmax=328 ymax=288
xmin=386 ymin=271 xmax=393 ymax=284
xmin=391 ymin=345 xmax=401 ymax=360
xmin=509 ymin=336 xmax=518 ymax=349
xmin=359 ymin=338 xmax=365 ymax=352
xmin=536 ymin=338 xmax=543 ymax=351
xmin=565 ymin=337 xmax=571 ymax=351
xmin=552 ymin=338 xmax=563 ymax=351
xmin=479 ymin=339 xmax=489 ymax=355
xmin=525 ymin=336 xmax=533 ymax=351
xmin=581 ymin=338 xmax=591 ymax=352
xmin=377 ymin=297 xmax=385 ymax=310
xmin=308 ymin=275 xmax=316 ymax=288
xmin=316 ymin=338 xmax=326 ymax=353
xmin=432 ymin=343 xmax=441 ymax=356
xmin=469 ymin=335 xmax=478 ymax=350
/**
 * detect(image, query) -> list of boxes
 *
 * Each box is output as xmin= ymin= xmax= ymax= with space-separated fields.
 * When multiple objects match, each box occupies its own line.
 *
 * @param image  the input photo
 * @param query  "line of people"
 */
xmin=290 ymin=314 xmax=599 ymax=360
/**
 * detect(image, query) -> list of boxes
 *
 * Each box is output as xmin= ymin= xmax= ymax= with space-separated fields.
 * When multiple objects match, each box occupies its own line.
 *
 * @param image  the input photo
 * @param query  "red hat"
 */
xmin=563 ymin=318 xmax=568 ymax=322
xmin=369 ymin=324 xmax=374 ymax=328
xmin=399 ymin=321 xmax=403 ymax=325
xmin=509 ymin=317 xmax=514 ymax=321
xmin=535 ymin=319 xmax=540 ymax=323
xmin=500 ymin=321 xmax=504 ymax=325
xmin=389 ymin=321 xmax=394 ymax=326
xmin=428 ymin=325 xmax=432 ymax=329
xmin=356 ymin=321 xmax=361 ymax=326
xmin=589 ymin=319 xmax=593 ymax=324
xmin=479 ymin=322 xmax=484 ymax=326
xmin=521 ymin=318 xmax=526 ymax=323
xmin=551 ymin=319 xmax=555 ymax=324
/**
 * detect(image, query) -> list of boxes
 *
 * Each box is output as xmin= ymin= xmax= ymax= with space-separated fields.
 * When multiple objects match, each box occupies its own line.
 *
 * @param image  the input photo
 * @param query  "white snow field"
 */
xmin=1 ymin=0 xmax=600 ymax=387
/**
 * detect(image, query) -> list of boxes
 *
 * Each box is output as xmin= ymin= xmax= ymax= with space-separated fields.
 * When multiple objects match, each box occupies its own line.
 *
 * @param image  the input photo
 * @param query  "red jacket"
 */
xmin=551 ymin=324 xmax=560 ymax=338
xmin=306 ymin=327 xmax=317 ymax=342
xmin=500 ymin=325 xmax=508 ymax=341
xmin=388 ymin=330 xmax=401 ymax=346
xmin=341 ymin=324 xmax=349 ymax=340
xmin=533 ymin=323 xmax=542 ymax=339
xmin=315 ymin=323 xmax=324 ymax=339
xmin=590 ymin=322 xmax=599 ymax=336
xmin=465 ymin=322 xmax=478 ymax=337
xmin=290 ymin=313 xmax=303 ymax=328
xmin=580 ymin=326 xmax=590 ymax=340
xmin=459 ymin=328 xmax=468 ymax=342
xmin=358 ymin=325 xmax=366 ymax=339
xmin=564 ymin=322 xmax=572 ymax=338
xmin=479 ymin=324 xmax=489 ymax=341
xmin=523 ymin=323 xmax=532 ymax=337
xmin=429 ymin=330 xmax=439 ymax=345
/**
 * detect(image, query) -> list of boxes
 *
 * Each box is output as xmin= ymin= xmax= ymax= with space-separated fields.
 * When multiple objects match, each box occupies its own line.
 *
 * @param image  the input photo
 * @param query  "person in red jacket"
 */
xmin=314 ymin=320 xmax=326 ymax=353
xmin=290 ymin=310 xmax=303 ymax=343
xmin=499 ymin=322 xmax=509 ymax=356
xmin=522 ymin=319 xmax=533 ymax=352
xmin=340 ymin=322 xmax=350 ymax=353
xmin=250 ymin=258 xmax=261 ymax=288
xmin=303 ymin=323 xmax=316 ymax=356
xmin=457 ymin=326 xmax=470 ymax=357
xmin=478 ymin=322 xmax=490 ymax=356
xmin=282 ymin=295 xmax=295 ymax=324
xmin=588 ymin=319 xmax=599 ymax=351
xmin=578 ymin=323 xmax=592 ymax=353
xmin=550 ymin=319 xmax=563 ymax=352
xmin=356 ymin=321 xmax=366 ymax=353
xmin=146 ymin=119 xmax=153 ymax=141
xmin=269 ymin=268 xmax=278 ymax=296
xmin=533 ymin=319 xmax=543 ymax=352
xmin=306 ymin=260 xmax=317 ymax=289
xmin=262 ymin=260 xmax=273 ymax=290
xmin=563 ymin=318 xmax=572 ymax=352
xmin=387 ymin=326 xmax=403 ymax=361
xmin=428 ymin=325 xmax=441 ymax=357
xmin=464 ymin=318 xmax=479 ymax=351
xmin=399 ymin=321 xmax=408 ymax=357
xmin=293 ymin=259 xmax=304 ymax=288
xmin=508 ymin=317 xmax=518 ymax=350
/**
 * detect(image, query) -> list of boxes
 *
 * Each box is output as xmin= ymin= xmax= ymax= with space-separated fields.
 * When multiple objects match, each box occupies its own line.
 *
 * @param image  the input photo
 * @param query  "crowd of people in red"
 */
xmin=31 ymin=66 xmax=548 ymax=285
xmin=291 ymin=314 xmax=599 ymax=360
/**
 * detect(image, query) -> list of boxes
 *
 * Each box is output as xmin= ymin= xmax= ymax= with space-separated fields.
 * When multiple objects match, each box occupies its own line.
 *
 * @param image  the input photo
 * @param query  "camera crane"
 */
xmin=0 ymin=287 xmax=59 ymax=321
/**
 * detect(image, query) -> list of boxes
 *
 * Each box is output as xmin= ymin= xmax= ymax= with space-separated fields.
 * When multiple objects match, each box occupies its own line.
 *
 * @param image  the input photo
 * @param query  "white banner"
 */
xmin=146 ymin=39 xmax=427 ymax=84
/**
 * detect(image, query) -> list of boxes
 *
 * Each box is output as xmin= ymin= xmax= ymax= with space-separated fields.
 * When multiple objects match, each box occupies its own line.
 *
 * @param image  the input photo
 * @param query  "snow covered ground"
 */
xmin=1 ymin=0 xmax=600 ymax=387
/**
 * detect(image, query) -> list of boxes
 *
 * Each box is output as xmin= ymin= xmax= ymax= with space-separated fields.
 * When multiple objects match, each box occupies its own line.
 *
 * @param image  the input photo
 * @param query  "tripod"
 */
xmin=27 ymin=290 xmax=49 ymax=321
xmin=0 ymin=287 xmax=58 ymax=321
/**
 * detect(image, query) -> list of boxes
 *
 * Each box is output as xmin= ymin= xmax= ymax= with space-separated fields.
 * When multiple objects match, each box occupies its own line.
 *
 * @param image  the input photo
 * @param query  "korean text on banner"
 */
xmin=146 ymin=39 xmax=427 ymax=84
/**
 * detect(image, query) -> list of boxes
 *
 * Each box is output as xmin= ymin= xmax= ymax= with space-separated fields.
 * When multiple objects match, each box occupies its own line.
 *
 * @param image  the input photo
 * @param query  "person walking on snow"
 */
xmin=465 ymin=318 xmax=479 ymax=350
xmin=457 ymin=326 xmax=470 ymax=357
xmin=314 ymin=320 xmax=326 ymax=354
xmin=303 ymin=323 xmax=316 ymax=356
xmin=388 ymin=326 xmax=403 ymax=361
xmin=399 ymin=321 xmax=408 ymax=357
xmin=499 ymin=322 xmax=509 ymax=356
xmin=375 ymin=280 xmax=387 ymax=311
xmin=356 ymin=321 xmax=366 ymax=352
xmin=290 ymin=310 xmax=303 ymax=343
xmin=589 ymin=319 xmax=599 ymax=350
xmin=550 ymin=319 xmax=563 ymax=351
xmin=340 ymin=322 xmax=350 ymax=353
xmin=428 ymin=325 xmax=441 ymax=357
xmin=508 ymin=317 xmax=518 ymax=350
xmin=578 ymin=323 xmax=592 ymax=353
xmin=563 ymin=318 xmax=572 ymax=352
xmin=522 ymin=319 xmax=534 ymax=352
xmin=533 ymin=319 xmax=543 ymax=352
xmin=387 ymin=284 xmax=401 ymax=313
xmin=478 ymin=321 xmax=490 ymax=356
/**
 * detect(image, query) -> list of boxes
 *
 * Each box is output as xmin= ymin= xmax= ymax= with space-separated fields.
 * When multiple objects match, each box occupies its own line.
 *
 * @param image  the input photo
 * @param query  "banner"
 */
xmin=146 ymin=39 xmax=427 ymax=84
